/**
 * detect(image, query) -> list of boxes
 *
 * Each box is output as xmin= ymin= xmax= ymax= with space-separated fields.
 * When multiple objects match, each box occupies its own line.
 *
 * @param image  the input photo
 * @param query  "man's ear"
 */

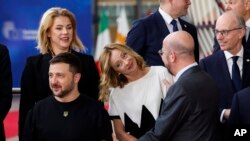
xmin=239 ymin=28 xmax=246 ymax=39
xmin=169 ymin=51 xmax=176 ymax=63
xmin=74 ymin=73 xmax=81 ymax=83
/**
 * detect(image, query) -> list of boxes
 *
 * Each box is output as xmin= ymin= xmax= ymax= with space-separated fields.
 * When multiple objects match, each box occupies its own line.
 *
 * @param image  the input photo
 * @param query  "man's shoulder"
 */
xmin=32 ymin=96 xmax=54 ymax=109
xmin=200 ymin=51 xmax=223 ymax=63
xmin=179 ymin=18 xmax=195 ymax=27
xmin=244 ymin=48 xmax=250 ymax=56
xmin=237 ymin=87 xmax=250 ymax=99
xmin=34 ymin=95 xmax=103 ymax=109
xmin=78 ymin=94 xmax=104 ymax=109
xmin=133 ymin=11 xmax=160 ymax=25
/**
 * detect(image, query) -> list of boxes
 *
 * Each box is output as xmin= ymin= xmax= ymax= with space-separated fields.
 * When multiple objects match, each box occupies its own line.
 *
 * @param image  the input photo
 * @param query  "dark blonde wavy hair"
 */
xmin=36 ymin=7 xmax=86 ymax=54
xmin=98 ymin=43 xmax=147 ymax=101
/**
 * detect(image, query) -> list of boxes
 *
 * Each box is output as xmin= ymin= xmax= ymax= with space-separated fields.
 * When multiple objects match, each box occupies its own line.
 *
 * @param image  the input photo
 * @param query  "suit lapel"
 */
xmin=179 ymin=19 xmax=188 ymax=32
xmin=246 ymin=33 xmax=250 ymax=50
xmin=153 ymin=11 xmax=170 ymax=37
xmin=216 ymin=51 xmax=234 ymax=89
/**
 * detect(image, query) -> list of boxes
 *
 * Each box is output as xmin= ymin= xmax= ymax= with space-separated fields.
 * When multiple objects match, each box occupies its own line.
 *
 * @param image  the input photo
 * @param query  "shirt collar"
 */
xmin=174 ymin=63 xmax=198 ymax=82
xmin=224 ymin=47 xmax=244 ymax=61
xmin=245 ymin=18 xmax=250 ymax=28
xmin=158 ymin=7 xmax=179 ymax=25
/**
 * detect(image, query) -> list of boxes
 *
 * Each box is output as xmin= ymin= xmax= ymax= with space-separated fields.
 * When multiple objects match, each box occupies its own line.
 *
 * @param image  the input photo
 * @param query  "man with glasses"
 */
xmin=200 ymin=11 xmax=250 ymax=140
xmin=213 ymin=0 xmax=250 ymax=52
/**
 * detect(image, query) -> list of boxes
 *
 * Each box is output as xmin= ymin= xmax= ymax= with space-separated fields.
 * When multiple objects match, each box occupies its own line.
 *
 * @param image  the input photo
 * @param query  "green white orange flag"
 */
xmin=95 ymin=10 xmax=111 ymax=61
xmin=115 ymin=7 xmax=129 ymax=44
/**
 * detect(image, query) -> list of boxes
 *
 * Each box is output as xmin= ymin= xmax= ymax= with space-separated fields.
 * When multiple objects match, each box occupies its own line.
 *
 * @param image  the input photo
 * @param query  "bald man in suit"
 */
xmin=137 ymin=31 xmax=218 ymax=141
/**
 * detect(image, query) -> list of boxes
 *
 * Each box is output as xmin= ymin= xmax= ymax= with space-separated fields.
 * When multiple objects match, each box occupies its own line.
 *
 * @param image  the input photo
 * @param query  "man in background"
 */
xmin=126 ymin=0 xmax=199 ymax=66
xmin=200 ymin=11 xmax=250 ymax=140
xmin=213 ymin=0 xmax=250 ymax=52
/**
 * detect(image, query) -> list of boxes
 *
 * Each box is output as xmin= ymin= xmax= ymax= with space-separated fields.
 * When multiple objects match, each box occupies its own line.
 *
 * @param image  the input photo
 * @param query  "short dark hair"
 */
xmin=49 ymin=52 xmax=81 ymax=74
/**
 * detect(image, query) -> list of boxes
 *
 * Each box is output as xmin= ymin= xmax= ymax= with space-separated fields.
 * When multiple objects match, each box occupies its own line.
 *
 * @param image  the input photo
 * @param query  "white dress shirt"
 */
xmin=158 ymin=7 xmax=182 ymax=33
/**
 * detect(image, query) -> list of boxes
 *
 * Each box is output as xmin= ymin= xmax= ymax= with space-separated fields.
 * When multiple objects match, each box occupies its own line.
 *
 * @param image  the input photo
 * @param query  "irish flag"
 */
xmin=115 ymin=7 xmax=129 ymax=44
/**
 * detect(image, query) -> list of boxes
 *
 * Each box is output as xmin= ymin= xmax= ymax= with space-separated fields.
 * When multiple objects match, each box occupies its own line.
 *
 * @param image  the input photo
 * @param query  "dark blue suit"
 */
xmin=228 ymin=87 xmax=250 ymax=141
xmin=126 ymin=11 xmax=199 ymax=66
xmin=229 ymin=87 xmax=250 ymax=125
xmin=199 ymin=49 xmax=250 ymax=140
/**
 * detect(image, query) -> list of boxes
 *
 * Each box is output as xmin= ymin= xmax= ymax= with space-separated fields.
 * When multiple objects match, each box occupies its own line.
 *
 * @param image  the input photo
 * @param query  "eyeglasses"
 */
xmin=214 ymin=27 xmax=242 ymax=36
xmin=158 ymin=49 xmax=165 ymax=56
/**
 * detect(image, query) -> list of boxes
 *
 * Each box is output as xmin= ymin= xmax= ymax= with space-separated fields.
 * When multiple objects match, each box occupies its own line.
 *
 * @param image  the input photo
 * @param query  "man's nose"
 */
xmin=216 ymin=32 xmax=224 ymax=40
xmin=50 ymin=76 xmax=58 ymax=84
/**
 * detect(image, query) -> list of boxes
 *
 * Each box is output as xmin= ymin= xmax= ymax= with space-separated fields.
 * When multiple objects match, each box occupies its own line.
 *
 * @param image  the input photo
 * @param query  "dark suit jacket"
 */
xmin=199 ymin=50 xmax=250 ymax=116
xmin=126 ymin=11 xmax=199 ymax=66
xmin=229 ymin=87 xmax=250 ymax=125
xmin=0 ymin=44 xmax=12 ymax=141
xmin=138 ymin=66 xmax=219 ymax=141
xmin=19 ymin=50 xmax=100 ymax=139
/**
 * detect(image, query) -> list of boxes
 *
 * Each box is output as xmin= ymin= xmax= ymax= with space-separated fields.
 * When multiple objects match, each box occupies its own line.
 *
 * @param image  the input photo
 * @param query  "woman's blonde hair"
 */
xmin=36 ymin=7 xmax=86 ymax=54
xmin=98 ymin=43 xmax=146 ymax=101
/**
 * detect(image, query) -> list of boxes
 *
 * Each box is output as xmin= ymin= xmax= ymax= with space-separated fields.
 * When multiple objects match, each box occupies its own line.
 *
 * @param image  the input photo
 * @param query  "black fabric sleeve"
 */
xmin=96 ymin=104 xmax=113 ymax=141
xmin=0 ymin=44 xmax=12 ymax=121
xmin=19 ymin=57 xmax=36 ymax=139
xmin=22 ymin=108 xmax=36 ymax=141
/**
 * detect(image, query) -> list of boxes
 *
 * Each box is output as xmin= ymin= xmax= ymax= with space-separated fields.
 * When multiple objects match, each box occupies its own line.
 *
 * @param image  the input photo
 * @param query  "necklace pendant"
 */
xmin=63 ymin=111 xmax=69 ymax=117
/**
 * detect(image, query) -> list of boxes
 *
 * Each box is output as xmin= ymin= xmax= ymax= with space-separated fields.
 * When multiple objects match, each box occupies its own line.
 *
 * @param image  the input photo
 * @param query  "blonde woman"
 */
xmin=99 ymin=43 xmax=173 ymax=141
xmin=19 ymin=7 xmax=100 ymax=139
